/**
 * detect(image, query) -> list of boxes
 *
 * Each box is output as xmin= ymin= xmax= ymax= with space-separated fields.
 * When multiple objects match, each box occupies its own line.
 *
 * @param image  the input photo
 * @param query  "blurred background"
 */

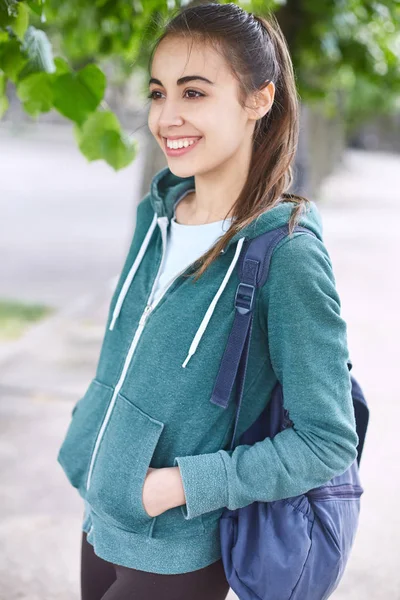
xmin=1 ymin=0 xmax=399 ymax=598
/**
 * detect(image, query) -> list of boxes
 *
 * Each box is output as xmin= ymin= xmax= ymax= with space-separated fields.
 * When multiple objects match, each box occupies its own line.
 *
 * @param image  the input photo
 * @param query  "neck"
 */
xmin=180 ymin=139 xmax=252 ymax=224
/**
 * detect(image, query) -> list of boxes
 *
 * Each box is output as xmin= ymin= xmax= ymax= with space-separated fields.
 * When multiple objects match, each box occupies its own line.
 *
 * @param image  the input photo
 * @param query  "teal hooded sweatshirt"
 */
xmin=57 ymin=165 xmax=359 ymax=575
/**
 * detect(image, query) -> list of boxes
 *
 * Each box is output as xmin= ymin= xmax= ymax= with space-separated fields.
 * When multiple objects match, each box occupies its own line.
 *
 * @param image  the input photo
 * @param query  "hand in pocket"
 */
xmin=142 ymin=467 xmax=185 ymax=518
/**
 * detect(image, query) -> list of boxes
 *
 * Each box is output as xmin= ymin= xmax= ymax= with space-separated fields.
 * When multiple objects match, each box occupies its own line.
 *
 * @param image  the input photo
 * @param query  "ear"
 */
xmin=248 ymin=80 xmax=275 ymax=121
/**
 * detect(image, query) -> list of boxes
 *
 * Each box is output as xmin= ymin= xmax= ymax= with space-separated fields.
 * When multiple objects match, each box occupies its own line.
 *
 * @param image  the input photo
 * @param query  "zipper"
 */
xmin=307 ymin=483 xmax=364 ymax=500
xmin=142 ymin=261 xmax=194 ymax=316
xmin=86 ymin=216 xmax=174 ymax=491
xmin=85 ymin=213 xmax=225 ymax=491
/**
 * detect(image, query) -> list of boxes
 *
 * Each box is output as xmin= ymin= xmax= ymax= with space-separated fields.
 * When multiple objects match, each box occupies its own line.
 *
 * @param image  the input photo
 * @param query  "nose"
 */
xmin=157 ymin=100 xmax=185 ymax=129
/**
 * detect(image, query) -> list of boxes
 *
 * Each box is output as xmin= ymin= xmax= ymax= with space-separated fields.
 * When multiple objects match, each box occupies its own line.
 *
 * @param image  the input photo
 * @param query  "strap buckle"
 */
xmin=234 ymin=283 xmax=255 ymax=315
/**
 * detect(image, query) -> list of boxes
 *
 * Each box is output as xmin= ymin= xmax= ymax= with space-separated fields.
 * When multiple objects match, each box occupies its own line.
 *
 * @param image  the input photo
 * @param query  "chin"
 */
xmin=167 ymin=164 xmax=199 ymax=178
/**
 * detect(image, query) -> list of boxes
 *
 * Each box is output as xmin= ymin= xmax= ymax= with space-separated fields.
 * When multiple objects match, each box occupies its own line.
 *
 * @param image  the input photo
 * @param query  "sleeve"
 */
xmin=173 ymin=231 xmax=359 ymax=520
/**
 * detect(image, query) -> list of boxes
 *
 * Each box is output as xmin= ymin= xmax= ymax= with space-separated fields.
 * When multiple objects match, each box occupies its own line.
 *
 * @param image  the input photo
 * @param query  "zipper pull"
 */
xmin=139 ymin=304 xmax=153 ymax=326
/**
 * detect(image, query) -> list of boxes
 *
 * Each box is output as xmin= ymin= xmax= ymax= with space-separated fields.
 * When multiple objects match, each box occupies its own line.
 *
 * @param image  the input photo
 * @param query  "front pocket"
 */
xmin=85 ymin=392 xmax=165 ymax=533
xmin=57 ymin=379 xmax=113 ymax=496
xmin=307 ymin=483 xmax=363 ymax=559
xmin=227 ymin=499 xmax=313 ymax=600
xmin=290 ymin=484 xmax=363 ymax=599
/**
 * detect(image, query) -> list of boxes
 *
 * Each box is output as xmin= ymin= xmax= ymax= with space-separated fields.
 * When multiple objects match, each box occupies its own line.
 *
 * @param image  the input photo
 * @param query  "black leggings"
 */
xmin=81 ymin=531 xmax=230 ymax=600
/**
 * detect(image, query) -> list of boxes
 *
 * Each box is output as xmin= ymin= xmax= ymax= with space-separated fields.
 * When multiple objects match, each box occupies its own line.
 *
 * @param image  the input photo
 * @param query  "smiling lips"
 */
xmin=163 ymin=136 xmax=203 ymax=156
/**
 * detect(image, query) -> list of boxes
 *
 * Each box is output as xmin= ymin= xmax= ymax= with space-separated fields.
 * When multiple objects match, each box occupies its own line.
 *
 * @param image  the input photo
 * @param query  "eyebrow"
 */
xmin=148 ymin=75 xmax=215 ymax=87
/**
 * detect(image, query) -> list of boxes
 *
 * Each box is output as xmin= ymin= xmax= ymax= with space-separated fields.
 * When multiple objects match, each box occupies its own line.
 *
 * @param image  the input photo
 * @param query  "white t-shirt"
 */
xmin=152 ymin=188 xmax=233 ymax=305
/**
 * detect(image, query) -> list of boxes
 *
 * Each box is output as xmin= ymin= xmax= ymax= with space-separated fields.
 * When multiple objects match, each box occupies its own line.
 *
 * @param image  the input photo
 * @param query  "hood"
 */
xmin=108 ymin=166 xmax=323 ymax=366
xmin=149 ymin=166 xmax=324 ymax=252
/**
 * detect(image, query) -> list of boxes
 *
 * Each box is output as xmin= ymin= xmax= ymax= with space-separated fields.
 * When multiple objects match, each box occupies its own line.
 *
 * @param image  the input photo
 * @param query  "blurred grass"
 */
xmin=0 ymin=299 xmax=54 ymax=341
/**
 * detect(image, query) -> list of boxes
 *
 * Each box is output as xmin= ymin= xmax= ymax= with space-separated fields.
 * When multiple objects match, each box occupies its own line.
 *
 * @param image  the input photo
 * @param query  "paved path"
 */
xmin=315 ymin=150 xmax=400 ymax=599
xmin=1 ymin=145 xmax=399 ymax=599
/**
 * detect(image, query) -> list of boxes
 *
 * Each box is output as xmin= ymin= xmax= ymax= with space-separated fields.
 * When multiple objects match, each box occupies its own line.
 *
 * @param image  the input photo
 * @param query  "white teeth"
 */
xmin=167 ymin=138 xmax=199 ymax=149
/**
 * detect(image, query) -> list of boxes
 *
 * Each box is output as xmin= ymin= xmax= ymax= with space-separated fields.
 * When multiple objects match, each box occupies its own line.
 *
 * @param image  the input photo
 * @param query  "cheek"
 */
xmin=147 ymin=104 xmax=165 ymax=136
xmin=147 ymin=111 xmax=157 ymax=137
xmin=206 ymin=102 xmax=244 ymax=144
xmin=204 ymin=119 xmax=241 ymax=152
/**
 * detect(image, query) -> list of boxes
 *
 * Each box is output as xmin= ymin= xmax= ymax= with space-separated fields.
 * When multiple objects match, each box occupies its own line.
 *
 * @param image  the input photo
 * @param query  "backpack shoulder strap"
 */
xmin=210 ymin=225 xmax=315 ymax=414
xmin=210 ymin=224 xmax=316 ymax=450
xmin=236 ymin=224 xmax=315 ymax=289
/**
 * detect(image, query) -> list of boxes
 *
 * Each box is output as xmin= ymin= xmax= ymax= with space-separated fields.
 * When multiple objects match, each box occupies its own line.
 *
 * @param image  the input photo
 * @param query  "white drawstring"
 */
xmin=181 ymin=237 xmax=246 ymax=368
xmin=109 ymin=213 xmax=158 ymax=331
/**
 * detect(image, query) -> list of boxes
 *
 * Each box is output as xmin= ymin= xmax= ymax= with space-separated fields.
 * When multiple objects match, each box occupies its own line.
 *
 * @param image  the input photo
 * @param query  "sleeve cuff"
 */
xmin=173 ymin=451 xmax=229 ymax=519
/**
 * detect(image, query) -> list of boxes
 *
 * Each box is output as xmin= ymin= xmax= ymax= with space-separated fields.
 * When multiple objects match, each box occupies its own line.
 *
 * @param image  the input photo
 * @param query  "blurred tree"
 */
xmin=0 ymin=0 xmax=399 ymax=168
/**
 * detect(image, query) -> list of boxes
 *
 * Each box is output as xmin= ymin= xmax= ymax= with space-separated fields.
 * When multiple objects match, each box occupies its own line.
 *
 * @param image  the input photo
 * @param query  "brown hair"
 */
xmin=148 ymin=2 xmax=310 ymax=281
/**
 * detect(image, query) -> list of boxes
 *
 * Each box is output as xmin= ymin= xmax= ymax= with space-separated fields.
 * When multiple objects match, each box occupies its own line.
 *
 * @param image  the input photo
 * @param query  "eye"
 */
xmin=184 ymin=89 xmax=204 ymax=99
xmin=147 ymin=89 xmax=205 ymax=100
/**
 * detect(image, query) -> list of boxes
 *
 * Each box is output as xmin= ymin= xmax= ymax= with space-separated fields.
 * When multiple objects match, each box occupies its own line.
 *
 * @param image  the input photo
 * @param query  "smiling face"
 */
xmin=147 ymin=35 xmax=258 ymax=179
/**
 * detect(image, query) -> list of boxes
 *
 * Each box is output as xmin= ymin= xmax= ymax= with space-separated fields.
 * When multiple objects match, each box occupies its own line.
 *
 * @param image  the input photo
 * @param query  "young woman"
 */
xmin=57 ymin=3 xmax=359 ymax=599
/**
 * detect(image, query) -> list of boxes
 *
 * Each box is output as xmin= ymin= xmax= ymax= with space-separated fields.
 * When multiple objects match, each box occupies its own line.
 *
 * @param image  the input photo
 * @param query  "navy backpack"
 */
xmin=210 ymin=224 xmax=369 ymax=600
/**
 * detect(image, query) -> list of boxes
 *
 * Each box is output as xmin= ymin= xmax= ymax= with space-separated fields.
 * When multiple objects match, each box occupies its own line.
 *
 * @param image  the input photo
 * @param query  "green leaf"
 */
xmin=16 ymin=71 xmax=53 ymax=115
xmin=0 ymin=0 xmax=19 ymax=28
xmin=0 ymin=93 xmax=8 ymax=118
xmin=101 ymin=129 xmax=138 ymax=170
xmin=0 ymin=71 xmax=6 ymax=94
xmin=53 ymin=57 xmax=70 ymax=75
xmin=13 ymin=2 xmax=30 ymax=40
xmin=52 ymin=64 xmax=106 ymax=125
xmin=75 ymin=110 xmax=137 ymax=170
xmin=0 ymin=72 xmax=8 ymax=118
xmin=74 ymin=110 xmax=117 ymax=160
xmin=27 ymin=1 xmax=45 ymax=18
xmin=0 ymin=40 xmax=27 ymax=82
